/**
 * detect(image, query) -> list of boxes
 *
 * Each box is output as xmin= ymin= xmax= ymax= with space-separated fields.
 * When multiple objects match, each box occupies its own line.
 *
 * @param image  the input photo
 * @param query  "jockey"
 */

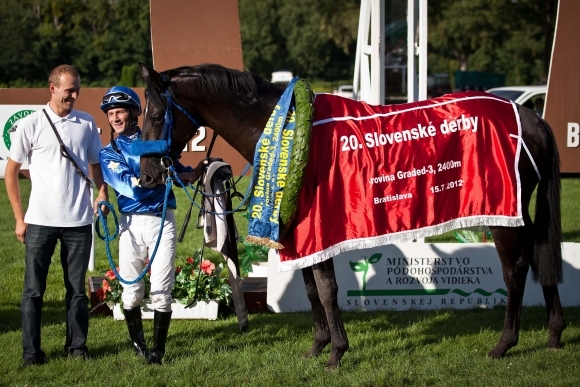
xmin=99 ymin=86 xmax=202 ymax=365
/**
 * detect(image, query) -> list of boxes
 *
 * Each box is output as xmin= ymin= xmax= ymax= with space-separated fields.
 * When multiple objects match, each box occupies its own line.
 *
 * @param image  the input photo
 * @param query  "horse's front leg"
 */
xmin=541 ymin=285 xmax=566 ymax=350
xmin=311 ymin=258 xmax=349 ymax=369
xmin=488 ymin=227 xmax=530 ymax=358
xmin=301 ymin=266 xmax=331 ymax=358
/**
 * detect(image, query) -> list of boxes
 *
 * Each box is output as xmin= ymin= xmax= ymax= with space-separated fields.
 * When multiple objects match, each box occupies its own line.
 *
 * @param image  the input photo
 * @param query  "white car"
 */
xmin=486 ymin=85 xmax=546 ymax=116
xmin=271 ymin=71 xmax=293 ymax=85
xmin=333 ymin=84 xmax=354 ymax=99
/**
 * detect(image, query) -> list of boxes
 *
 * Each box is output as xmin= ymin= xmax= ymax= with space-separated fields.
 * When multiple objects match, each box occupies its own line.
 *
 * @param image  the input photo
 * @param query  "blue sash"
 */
xmin=247 ymin=79 xmax=298 ymax=247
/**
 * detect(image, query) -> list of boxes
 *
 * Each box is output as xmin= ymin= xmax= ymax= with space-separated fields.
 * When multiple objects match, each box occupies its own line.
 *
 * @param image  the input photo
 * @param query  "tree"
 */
xmin=0 ymin=0 xmax=152 ymax=87
xmin=428 ymin=0 xmax=557 ymax=86
xmin=239 ymin=0 xmax=359 ymax=80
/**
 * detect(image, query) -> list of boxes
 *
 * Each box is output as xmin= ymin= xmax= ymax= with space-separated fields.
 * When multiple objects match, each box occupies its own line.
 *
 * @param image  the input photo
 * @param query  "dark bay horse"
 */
xmin=136 ymin=62 xmax=565 ymax=369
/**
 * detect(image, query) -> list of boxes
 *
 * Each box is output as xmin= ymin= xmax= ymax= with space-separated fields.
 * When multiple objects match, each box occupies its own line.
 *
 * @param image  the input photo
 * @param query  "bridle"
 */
xmin=143 ymin=85 xmax=205 ymax=175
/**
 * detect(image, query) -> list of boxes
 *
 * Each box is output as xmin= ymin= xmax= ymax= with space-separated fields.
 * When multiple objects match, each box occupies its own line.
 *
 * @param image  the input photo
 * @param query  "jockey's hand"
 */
xmin=94 ymin=192 xmax=110 ymax=216
xmin=177 ymin=170 xmax=199 ymax=185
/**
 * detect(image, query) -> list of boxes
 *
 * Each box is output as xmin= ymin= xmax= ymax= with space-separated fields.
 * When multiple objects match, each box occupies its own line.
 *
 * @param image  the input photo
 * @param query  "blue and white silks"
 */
xmin=246 ymin=78 xmax=298 ymax=248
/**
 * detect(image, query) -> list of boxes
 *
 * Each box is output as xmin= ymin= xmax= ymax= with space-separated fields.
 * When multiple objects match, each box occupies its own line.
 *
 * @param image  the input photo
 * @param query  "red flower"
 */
xmin=200 ymin=259 xmax=215 ymax=275
xmin=175 ymin=266 xmax=182 ymax=274
xmin=96 ymin=287 xmax=106 ymax=301
xmin=101 ymin=279 xmax=111 ymax=293
xmin=187 ymin=257 xmax=194 ymax=264
xmin=105 ymin=269 xmax=117 ymax=280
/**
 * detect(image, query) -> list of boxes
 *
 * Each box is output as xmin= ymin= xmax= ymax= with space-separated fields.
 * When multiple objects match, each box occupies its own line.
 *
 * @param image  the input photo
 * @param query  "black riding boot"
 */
xmin=123 ymin=307 xmax=149 ymax=358
xmin=148 ymin=310 xmax=172 ymax=365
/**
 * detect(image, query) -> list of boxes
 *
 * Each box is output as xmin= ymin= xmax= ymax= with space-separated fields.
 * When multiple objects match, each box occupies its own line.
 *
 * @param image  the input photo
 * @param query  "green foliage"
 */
xmin=454 ymin=230 xmax=482 ymax=243
xmin=0 ymin=0 xmax=558 ymax=87
xmin=0 ymin=0 xmax=152 ymax=87
xmin=428 ymin=0 xmax=557 ymax=86
xmin=239 ymin=236 xmax=269 ymax=275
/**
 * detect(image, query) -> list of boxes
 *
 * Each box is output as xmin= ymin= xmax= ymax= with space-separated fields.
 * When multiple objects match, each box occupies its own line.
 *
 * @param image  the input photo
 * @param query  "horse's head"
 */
xmin=137 ymin=62 xmax=204 ymax=188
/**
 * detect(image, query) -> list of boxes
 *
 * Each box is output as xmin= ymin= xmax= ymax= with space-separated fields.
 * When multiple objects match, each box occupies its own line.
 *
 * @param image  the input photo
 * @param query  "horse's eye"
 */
xmin=151 ymin=115 xmax=163 ymax=125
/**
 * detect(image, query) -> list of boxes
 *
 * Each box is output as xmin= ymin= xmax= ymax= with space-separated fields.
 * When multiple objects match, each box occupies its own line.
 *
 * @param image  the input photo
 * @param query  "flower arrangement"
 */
xmin=172 ymin=251 xmax=232 ymax=306
xmin=96 ymin=250 xmax=232 ymax=310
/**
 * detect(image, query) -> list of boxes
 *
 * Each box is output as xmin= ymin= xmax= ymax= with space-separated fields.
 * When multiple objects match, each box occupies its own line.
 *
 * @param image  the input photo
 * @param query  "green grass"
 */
xmin=0 ymin=178 xmax=579 ymax=386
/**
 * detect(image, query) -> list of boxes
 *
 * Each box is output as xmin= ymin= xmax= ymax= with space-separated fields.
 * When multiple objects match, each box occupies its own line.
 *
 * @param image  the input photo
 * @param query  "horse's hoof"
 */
xmin=303 ymin=342 xmax=328 ymax=358
xmin=303 ymin=350 xmax=320 ymax=359
xmin=486 ymin=349 xmax=506 ymax=359
xmin=324 ymin=361 xmax=340 ymax=372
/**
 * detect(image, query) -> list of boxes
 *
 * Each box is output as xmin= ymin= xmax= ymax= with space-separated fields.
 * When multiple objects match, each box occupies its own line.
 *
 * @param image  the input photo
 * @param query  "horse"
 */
xmin=135 ymin=62 xmax=566 ymax=369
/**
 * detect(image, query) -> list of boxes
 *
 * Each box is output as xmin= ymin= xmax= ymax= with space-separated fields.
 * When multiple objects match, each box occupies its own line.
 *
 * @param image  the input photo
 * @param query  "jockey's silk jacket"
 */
xmin=99 ymin=129 xmax=191 ymax=215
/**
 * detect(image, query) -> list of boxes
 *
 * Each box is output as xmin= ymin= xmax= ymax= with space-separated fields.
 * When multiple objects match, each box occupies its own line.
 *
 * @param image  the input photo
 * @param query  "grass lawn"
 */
xmin=0 ymin=177 xmax=578 ymax=386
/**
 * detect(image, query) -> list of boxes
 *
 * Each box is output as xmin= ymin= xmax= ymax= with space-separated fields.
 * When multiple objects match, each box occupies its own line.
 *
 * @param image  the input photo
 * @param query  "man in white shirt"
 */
xmin=5 ymin=64 xmax=108 ymax=367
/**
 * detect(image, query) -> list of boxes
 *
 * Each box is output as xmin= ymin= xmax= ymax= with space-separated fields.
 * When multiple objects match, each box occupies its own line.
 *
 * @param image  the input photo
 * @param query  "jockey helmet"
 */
xmin=101 ymin=86 xmax=142 ymax=116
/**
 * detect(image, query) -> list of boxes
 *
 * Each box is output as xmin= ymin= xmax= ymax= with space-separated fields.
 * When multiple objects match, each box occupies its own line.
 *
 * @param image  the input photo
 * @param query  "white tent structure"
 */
xmin=353 ymin=0 xmax=429 ymax=105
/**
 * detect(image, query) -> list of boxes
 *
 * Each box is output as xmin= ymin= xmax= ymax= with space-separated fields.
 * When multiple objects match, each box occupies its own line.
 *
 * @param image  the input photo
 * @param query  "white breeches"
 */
xmin=119 ymin=210 xmax=176 ymax=312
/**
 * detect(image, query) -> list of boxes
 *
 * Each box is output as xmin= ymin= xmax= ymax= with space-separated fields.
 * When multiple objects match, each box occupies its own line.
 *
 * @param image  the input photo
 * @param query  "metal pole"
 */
xmin=418 ymin=0 xmax=428 ymax=101
xmin=407 ymin=0 xmax=417 ymax=103
xmin=370 ymin=0 xmax=385 ymax=105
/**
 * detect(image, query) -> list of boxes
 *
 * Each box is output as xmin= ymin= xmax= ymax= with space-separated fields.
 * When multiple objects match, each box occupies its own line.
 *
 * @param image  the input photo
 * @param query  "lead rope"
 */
xmin=96 ymin=177 xmax=174 ymax=285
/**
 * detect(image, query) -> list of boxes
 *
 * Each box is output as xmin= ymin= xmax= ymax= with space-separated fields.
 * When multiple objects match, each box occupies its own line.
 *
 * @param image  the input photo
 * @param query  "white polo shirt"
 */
xmin=9 ymin=104 xmax=102 ymax=227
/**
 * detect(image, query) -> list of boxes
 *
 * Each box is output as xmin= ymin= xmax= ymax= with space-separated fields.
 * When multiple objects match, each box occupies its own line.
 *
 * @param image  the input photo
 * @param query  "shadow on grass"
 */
xmin=0 ymin=300 xmax=83 ymax=334
xmin=190 ymin=305 xmax=580 ymax=360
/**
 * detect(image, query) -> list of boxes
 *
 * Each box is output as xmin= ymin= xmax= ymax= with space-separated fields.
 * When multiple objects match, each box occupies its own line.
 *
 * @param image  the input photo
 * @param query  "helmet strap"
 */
xmin=109 ymin=125 xmax=121 ymax=153
xmin=129 ymin=109 xmax=139 ymax=128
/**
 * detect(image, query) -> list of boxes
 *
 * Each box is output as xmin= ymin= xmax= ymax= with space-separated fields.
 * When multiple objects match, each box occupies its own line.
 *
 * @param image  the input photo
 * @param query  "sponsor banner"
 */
xmin=267 ymin=242 xmax=580 ymax=312
xmin=0 ymin=105 xmax=45 ymax=174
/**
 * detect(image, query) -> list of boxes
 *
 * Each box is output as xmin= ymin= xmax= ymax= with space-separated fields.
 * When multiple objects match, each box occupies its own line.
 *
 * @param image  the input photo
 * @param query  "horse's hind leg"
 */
xmin=301 ymin=266 xmax=331 ymax=358
xmin=311 ymin=259 xmax=349 ymax=369
xmin=488 ymin=226 xmax=530 ymax=358
xmin=541 ymin=285 xmax=566 ymax=350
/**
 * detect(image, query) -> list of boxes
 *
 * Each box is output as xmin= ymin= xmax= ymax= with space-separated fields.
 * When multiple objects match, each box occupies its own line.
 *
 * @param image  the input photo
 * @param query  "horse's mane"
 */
xmin=156 ymin=64 xmax=278 ymax=105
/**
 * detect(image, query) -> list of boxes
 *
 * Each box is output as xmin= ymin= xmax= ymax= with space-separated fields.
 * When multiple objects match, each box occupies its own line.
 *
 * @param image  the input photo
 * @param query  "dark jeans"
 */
xmin=22 ymin=224 xmax=92 ymax=361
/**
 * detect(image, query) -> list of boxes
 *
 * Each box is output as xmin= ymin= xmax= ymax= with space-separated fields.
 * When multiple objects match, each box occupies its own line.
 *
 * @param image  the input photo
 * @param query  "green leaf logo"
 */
xmin=350 ymin=253 xmax=382 ymax=290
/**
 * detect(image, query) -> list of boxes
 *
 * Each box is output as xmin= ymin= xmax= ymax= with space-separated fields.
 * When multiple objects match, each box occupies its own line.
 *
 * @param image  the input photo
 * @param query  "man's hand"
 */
xmin=15 ymin=219 xmax=27 ymax=243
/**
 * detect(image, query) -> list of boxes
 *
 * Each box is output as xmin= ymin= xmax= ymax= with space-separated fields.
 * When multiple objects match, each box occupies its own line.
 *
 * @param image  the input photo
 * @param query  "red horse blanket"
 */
xmin=278 ymin=91 xmax=524 ymax=271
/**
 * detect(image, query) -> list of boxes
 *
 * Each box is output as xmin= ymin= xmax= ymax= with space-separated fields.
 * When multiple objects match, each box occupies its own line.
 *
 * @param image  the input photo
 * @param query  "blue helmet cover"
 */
xmin=101 ymin=85 xmax=142 ymax=115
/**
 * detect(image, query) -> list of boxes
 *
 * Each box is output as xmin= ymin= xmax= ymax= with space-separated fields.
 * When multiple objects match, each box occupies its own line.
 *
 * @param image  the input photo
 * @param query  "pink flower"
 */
xmin=101 ymin=279 xmax=111 ymax=293
xmin=200 ymin=259 xmax=215 ymax=275
xmin=105 ymin=269 xmax=117 ymax=280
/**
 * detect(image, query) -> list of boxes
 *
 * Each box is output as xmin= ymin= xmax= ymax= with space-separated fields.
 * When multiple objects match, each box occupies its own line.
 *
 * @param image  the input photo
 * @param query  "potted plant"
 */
xmin=96 ymin=250 xmax=232 ymax=320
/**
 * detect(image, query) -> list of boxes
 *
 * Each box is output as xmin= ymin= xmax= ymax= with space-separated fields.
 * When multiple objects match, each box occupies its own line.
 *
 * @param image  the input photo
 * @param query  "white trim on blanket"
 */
xmin=278 ymin=214 xmax=524 ymax=272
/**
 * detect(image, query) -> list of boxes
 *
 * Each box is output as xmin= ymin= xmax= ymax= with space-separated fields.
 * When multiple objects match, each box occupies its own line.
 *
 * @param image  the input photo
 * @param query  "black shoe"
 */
xmin=147 ymin=351 xmax=162 ymax=365
xmin=23 ymin=357 xmax=46 ymax=367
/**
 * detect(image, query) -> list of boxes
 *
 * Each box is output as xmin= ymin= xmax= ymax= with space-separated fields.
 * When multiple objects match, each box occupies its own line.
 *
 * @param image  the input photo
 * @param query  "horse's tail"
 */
xmin=532 ymin=118 xmax=563 ymax=286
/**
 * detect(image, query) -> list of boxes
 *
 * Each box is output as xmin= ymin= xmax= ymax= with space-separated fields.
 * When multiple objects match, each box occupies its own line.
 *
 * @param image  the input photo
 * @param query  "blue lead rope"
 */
xmin=96 ymin=177 xmax=175 ymax=285
xmin=168 ymin=163 xmax=253 ymax=215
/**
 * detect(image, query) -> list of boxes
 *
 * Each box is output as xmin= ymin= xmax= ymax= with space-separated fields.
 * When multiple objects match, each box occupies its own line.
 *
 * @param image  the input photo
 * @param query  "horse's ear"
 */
xmin=138 ymin=62 xmax=164 ymax=91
